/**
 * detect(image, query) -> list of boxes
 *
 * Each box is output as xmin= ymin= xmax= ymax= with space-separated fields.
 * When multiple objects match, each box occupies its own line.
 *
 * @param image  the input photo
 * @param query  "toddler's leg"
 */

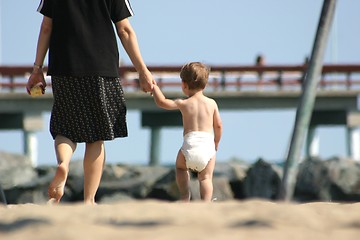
xmin=198 ymin=156 xmax=216 ymax=202
xmin=175 ymin=150 xmax=190 ymax=201
xmin=83 ymin=140 xmax=105 ymax=205
xmin=48 ymin=135 xmax=76 ymax=203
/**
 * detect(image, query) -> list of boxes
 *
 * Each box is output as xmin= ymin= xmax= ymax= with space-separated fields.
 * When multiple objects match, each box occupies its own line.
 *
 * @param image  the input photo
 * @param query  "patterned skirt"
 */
xmin=50 ymin=76 xmax=128 ymax=143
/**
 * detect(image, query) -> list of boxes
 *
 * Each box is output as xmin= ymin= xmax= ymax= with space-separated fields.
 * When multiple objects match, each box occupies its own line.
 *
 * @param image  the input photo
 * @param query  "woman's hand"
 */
xmin=26 ymin=68 xmax=47 ymax=95
xmin=138 ymin=68 xmax=155 ymax=93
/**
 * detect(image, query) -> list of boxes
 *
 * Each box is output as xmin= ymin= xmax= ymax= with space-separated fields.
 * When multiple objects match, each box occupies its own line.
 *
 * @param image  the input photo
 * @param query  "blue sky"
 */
xmin=1 ymin=0 xmax=360 ymax=166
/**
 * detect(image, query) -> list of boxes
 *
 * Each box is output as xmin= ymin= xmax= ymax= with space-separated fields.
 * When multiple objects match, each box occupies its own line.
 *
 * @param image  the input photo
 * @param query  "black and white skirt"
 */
xmin=50 ymin=76 xmax=128 ymax=143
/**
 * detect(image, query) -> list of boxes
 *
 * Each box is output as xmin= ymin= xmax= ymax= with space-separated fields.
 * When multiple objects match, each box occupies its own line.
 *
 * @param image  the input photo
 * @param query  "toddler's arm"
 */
xmin=152 ymin=85 xmax=179 ymax=110
xmin=213 ymin=104 xmax=223 ymax=151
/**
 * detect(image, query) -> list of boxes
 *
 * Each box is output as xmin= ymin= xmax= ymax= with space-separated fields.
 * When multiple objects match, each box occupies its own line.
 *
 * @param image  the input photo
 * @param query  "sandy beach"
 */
xmin=0 ymin=199 xmax=359 ymax=240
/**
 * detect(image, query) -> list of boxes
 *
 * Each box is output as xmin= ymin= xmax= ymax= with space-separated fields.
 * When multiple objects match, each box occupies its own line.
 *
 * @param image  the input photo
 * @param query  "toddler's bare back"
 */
xmin=179 ymin=94 xmax=217 ymax=135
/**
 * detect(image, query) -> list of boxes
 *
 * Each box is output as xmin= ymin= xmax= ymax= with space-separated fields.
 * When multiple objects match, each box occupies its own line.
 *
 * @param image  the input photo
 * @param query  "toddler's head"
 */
xmin=180 ymin=62 xmax=210 ymax=90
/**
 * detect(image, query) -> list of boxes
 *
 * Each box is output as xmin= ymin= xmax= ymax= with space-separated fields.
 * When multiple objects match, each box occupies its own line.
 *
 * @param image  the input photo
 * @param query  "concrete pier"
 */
xmin=305 ymin=110 xmax=360 ymax=161
xmin=23 ymin=131 xmax=38 ymax=167
xmin=0 ymin=112 xmax=43 ymax=167
xmin=141 ymin=111 xmax=182 ymax=165
xmin=346 ymin=127 xmax=360 ymax=160
xmin=305 ymin=126 xmax=320 ymax=157
xmin=1 ymin=92 xmax=360 ymax=165
xmin=149 ymin=127 xmax=161 ymax=166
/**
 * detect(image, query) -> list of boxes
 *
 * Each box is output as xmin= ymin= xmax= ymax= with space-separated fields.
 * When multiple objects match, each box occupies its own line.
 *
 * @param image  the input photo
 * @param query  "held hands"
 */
xmin=138 ymin=68 xmax=156 ymax=93
xmin=26 ymin=67 xmax=47 ymax=96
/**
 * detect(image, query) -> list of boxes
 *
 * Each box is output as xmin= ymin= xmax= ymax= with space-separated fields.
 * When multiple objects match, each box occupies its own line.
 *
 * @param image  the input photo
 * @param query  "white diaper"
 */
xmin=180 ymin=131 xmax=216 ymax=172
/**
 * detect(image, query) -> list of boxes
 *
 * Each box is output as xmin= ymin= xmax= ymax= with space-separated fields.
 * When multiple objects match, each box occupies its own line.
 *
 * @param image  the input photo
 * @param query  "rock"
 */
xmin=294 ymin=156 xmax=360 ymax=202
xmin=3 ymin=165 xmax=57 ymax=204
xmin=212 ymin=177 xmax=235 ymax=201
xmin=65 ymin=160 xmax=85 ymax=201
xmin=102 ymin=164 xmax=128 ymax=181
xmin=226 ymin=161 xmax=248 ymax=199
xmin=294 ymin=157 xmax=332 ymax=201
xmin=149 ymin=166 xmax=235 ymax=201
xmin=0 ymin=152 xmax=37 ymax=189
xmin=4 ymin=153 xmax=359 ymax=204
xmin=99 ymin=192 xmax=135 ymax=203
xmin=97 ymin=165 xmax=170 ymax=201
xmin=189 ymin=176 xmax=234 ymax=201
xmin=243 ymin=158 xmax=282 ymax=200
xmin=4 ymin=185 xmax=48 ymax=204
xmin=214 ymin=161 xmax=247 ymax=179
xmin=146 ymin=168 xmax=179 ymax=201
xmin=326 ymin=156 xmax=360 ymax=201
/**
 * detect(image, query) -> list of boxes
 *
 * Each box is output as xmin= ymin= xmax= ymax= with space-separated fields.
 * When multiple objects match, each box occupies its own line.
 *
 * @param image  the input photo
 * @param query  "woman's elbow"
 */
xmin=40 ymin=19 xmax=52 ymax=34
xmin=117 ymin=28 xmax=128 ymax=40
xmin=117 ymin=26 xmax=134 ymax=41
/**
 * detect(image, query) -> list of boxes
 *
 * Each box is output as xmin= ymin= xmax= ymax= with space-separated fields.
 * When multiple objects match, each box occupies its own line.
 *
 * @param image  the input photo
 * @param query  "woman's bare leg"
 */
xmin=83 ymin=140 xmax=105 ymax=204
xmin=198 ymin=156 xmax=216 ymax=202
xmin=48 ymin=135 xmax=76 ymax=203
xmin=175 ymin=150 xmax=191 ymax=202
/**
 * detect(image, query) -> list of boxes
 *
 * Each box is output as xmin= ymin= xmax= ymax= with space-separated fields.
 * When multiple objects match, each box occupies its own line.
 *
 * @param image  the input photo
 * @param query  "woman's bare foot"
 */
xmin=84 ymin=200 xmax=97 ymax=205
xmin=48 ymin=165 xmax=68 ymax=203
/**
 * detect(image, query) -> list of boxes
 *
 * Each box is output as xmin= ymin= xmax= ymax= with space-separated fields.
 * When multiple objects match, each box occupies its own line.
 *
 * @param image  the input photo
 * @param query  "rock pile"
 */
xmin=1 ymin=152 xmax=360 ymax=204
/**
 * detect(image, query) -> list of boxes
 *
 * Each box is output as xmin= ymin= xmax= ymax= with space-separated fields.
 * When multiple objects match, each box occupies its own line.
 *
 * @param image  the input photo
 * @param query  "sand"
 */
xmin=0 ymin=199 xmax=359 ymax=240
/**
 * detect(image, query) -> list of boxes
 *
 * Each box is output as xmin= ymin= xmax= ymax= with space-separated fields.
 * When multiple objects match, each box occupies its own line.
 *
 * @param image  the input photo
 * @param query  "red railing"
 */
xmin=1 ymin=64 xmax=360 ymax=93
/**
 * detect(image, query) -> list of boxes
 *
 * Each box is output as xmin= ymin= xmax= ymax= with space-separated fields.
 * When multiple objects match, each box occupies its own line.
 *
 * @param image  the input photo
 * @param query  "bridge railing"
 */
xmin=1 ymin=64 xmax=360 ymax=93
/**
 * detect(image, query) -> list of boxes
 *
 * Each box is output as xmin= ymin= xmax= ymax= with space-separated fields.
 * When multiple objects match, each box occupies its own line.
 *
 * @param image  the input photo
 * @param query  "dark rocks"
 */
xmin=210 ymin=176 xmax=235 ymax=201
xmin=146 ymin=168 xmax=178 ymax=201
xmin=294 ymin=156 xmax=360 ymax=202
xmin=294 ymin=157 xmax=332 ymax=201
xmin=327 ymin=157 xmax=360 ymax=196
xmin=0 ymin=152 xmax=47 ymax=204
xmin=0 ymin=152 xmax=37 ymax=189
xmin=2 ymin=151 xmax=360 ymax=204
xmin=243 ymin=158 xmax=282 ymax=200
xmin=97 ymin=165 xmax=170 ymax=201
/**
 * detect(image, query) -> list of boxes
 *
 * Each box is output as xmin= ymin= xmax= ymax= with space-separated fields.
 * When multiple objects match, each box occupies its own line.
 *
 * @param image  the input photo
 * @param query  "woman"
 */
xmin=26 ymin=0 xmax=154 ymax=204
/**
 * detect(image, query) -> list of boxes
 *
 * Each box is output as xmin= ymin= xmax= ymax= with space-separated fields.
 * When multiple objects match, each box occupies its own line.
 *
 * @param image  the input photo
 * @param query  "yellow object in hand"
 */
xmin=30 ymin=84 xmax=44 ymax=96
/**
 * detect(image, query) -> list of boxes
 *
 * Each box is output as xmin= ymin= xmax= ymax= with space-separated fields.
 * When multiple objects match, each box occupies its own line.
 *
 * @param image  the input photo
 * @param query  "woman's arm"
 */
xmin=26 ymin=16 xmax=52 ymax=94
xmin=115 ymin=18 xmax=154 ymax=92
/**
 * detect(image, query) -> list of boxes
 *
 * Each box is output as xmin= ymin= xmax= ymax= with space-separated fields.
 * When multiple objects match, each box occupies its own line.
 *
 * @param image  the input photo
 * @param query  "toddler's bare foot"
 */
xmin=48 ymin=165 xmax=67 ymax=203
